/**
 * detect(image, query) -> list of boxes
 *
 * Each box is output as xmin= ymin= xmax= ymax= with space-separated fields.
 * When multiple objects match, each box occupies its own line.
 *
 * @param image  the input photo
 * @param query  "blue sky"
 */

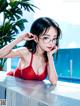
xmin=59 ymin=21 xmax=80 ymax=48
xmin=33 ymin=0 xmax=80 ymax=48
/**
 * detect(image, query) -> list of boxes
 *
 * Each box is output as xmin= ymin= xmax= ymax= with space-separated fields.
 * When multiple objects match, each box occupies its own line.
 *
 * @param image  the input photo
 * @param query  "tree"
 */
xmin=0 ymin=0 xmax=37 ymax=70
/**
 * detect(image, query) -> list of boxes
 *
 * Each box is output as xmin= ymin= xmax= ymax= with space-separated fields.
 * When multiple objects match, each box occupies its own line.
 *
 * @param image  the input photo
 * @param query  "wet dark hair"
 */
xmin=24 ymin=17 xmax=62 ymax=61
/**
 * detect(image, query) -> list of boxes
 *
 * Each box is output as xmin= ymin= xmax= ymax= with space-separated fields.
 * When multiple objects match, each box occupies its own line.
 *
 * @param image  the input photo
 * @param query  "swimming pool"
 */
xmin=58 ymin=77 xmax=80 ymax=84
xmin=46 ymin=76 xmax=80 ymax=84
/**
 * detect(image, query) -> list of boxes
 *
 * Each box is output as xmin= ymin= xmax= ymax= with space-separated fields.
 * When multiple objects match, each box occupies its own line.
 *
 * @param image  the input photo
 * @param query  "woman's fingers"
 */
xmin=47 ymin=46 xmax=58 ymax=56
xmin=53 ymin=46 xmax=58 ymax=53
xmin=23 ymin=33 xmax=37 ymax=41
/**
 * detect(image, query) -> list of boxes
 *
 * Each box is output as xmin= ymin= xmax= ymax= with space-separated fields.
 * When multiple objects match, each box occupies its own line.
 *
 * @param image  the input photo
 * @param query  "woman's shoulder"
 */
xmin=20 ymin=47 xmax=29 ymax=51
xmin=16 ymin=47 xmax=31 ymax=56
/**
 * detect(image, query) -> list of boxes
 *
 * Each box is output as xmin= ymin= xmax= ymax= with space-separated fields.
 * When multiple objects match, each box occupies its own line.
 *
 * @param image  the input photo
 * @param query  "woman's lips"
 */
xmin=47 ymin=47 xmax=53 ymax=50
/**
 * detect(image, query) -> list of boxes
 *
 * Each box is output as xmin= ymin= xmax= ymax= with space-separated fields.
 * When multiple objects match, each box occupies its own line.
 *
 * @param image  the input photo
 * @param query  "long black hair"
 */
xmin=24 ymin=17 xmax=62 ymax=61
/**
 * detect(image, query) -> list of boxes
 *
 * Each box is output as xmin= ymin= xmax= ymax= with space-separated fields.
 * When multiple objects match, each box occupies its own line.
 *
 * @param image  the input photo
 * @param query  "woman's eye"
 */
xmin=44 ymin=37 xmax=49 ymax=39
xmin=53 ymin=38 xmax=57 ymax=40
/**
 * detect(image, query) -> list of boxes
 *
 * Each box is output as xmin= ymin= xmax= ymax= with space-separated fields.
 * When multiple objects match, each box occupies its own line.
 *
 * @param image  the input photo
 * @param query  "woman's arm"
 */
xmin=0 ymin=36 xmax=23 ymax=58
xmin=47 ymin=46 xmax=58 ymax=85
xmin=47 ymin=54 xmax=58 ymax=85
xmin=0 ymin=33 xmax=36 ymax=58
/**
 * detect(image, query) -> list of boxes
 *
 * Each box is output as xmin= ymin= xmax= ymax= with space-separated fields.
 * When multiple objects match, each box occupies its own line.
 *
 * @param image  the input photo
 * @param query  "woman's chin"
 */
xmin=45 ymin=48 xmax=52 ymax=52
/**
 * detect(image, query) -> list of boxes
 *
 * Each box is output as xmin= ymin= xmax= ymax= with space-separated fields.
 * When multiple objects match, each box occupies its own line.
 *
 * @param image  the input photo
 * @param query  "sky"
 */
xmin=0 ymin=0 xmax=80 ymax=48
xmin=33 ymin=0 xmax=80 ymax=48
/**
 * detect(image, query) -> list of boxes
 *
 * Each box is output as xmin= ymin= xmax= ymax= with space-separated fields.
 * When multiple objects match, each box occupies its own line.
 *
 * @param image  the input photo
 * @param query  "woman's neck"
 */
xmin=35 ymin=44 xmax=44 ymax=57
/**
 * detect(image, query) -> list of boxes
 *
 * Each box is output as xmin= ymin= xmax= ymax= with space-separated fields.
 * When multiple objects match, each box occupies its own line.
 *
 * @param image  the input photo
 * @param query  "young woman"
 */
xmin=0 ymin=17 xmax=61 ymax=85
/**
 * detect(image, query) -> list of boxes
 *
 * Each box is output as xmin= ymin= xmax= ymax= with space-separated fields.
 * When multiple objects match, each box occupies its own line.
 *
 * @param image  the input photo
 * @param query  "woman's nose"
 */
xmin=49 ymin=40 xmax=53 ymax=45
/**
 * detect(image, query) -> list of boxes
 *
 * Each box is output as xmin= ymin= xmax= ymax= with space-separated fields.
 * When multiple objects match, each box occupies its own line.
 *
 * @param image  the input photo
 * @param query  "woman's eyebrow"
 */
xmin=44 ymin=34 xmax=57 ymax=38
xmin=44 ymin=34 xmax=50 ymax=36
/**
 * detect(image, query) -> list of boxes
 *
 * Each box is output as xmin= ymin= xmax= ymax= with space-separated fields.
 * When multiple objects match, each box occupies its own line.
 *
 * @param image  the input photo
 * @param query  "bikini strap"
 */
xmin=30 ymin=53 xmax=33 ymax=66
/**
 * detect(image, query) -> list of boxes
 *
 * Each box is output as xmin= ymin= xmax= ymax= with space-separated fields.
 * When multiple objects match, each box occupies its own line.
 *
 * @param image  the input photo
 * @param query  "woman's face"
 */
xmin=38 ymin=27 xmax=58 ymax=52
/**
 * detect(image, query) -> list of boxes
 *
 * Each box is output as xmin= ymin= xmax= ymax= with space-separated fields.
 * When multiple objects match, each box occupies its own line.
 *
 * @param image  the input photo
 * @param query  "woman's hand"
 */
xmin=19 ymin=32 xmax=37 ymax=41
xmin=47 ymin=46 xmax=58 ymax=56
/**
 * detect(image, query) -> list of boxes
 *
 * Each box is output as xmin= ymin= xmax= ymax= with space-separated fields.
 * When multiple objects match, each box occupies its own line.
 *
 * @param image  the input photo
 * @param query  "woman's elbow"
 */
xmin=49 ymin=77 xmax=58 ymax=85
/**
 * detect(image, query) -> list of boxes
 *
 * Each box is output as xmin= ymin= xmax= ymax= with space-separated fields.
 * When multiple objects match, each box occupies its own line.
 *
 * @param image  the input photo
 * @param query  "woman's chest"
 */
xmin=21 ymin=54 xmax=47 ymax=75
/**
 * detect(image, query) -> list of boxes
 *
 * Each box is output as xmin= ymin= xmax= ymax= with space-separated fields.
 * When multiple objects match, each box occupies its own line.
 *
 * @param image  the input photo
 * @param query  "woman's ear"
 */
xmin=34 ymin=36 xmax=38 ymax=43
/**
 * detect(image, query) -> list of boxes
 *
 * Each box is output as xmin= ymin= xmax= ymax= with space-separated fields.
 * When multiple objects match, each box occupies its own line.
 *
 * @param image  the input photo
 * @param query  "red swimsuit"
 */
xmin=7 ymin=53 xmax=47 ymax=80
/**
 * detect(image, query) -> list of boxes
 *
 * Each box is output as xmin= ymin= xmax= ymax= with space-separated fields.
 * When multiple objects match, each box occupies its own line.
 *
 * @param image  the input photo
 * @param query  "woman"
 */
xmin=0 ymin=17 xmax=61 ymax=85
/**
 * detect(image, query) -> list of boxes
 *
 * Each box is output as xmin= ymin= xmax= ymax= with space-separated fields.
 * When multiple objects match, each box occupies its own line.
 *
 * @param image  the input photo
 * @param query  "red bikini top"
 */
xmin=13 ymin=53 xmax=47 ymax=80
